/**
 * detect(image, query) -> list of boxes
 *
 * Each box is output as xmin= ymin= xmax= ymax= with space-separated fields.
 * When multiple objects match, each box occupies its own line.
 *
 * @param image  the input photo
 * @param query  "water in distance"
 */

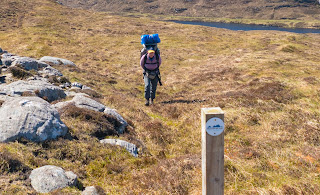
xmin=171 ymin=20 xmax=320 ymax=34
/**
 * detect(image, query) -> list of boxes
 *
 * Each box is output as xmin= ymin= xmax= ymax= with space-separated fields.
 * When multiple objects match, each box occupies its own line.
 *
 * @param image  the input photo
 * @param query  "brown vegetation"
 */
xmin=0 ymin=0 xmax=320 ymax=194
xmin=128 ymin=155 xmax=201 ymax=194
xmin=0 ymin=150 xmax=30 ymax=174
xmin=60 ymin=105 xmax=121 ymax=139
xmin=9 ymin=66 xmax=33 ymax=79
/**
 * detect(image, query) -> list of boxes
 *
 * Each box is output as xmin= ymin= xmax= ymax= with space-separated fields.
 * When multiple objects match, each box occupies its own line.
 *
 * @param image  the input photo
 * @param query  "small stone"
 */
xmin=29 ymin=165 xmax=78 ymax=193
xmin=100 ymin=139 xmax=138 ymax=157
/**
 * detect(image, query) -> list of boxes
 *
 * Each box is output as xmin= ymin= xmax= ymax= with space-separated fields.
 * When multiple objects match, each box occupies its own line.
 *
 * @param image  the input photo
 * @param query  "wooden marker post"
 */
xmin=201 ymin=107 xmax=224 ymax=195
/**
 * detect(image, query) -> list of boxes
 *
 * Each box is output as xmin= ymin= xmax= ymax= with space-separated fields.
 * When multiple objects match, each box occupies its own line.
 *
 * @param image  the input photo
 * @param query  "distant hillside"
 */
xmin=57 ymin=0 xmax=320 ymax=21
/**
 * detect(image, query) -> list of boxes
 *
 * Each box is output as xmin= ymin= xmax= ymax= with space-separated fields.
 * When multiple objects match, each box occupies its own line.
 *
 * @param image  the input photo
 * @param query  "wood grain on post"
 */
xmin=201 ymin=107 xmax=224 ymax=195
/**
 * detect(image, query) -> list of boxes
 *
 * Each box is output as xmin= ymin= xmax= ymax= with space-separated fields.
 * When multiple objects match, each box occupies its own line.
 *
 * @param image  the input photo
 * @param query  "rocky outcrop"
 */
xmin=39 ymin=56 xmax=76 ymax=66
xmin=100 ymin=139 xmax=138 ymax=157
xmin=11 ymin=57 xmax=48 ymax=70
xmin=104 ymin=108 xmax=127 ymax=134
xmin=72 ymin=94 xmax=106 ymax=112
xmin=0 ymin=49 xmax=128 ymax=145
xmin=29 ymin=165 xmax=78 ymax=193
xmin=0 ymin=80 xmax=66 ymax=102
xmin=1 ymin=52 xmax=20 ymax=66
xmin=53 ymin=94 xmax=128 ymax=134
xmin=0 ymin=96 xmax=68 ymax=142
xmin=71 ymin=82 xmax=83 ymax=89
xmin=38 ymin=65 xmax=63 ymax=76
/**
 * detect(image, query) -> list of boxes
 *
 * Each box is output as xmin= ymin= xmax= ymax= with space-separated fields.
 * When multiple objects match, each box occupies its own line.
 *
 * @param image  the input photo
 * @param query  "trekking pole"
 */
xmin=158 ymin=72 xmax=162 ymax=86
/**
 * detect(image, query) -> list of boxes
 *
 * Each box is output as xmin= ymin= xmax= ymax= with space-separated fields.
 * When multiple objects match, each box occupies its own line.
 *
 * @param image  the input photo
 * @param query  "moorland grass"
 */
xmin=1 ymin=0 xmax=320 ymax=194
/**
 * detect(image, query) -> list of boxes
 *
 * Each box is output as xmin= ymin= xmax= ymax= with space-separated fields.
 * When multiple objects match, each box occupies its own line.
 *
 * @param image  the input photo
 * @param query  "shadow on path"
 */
xmin=160 ymin=99 xmax=206 ymax=104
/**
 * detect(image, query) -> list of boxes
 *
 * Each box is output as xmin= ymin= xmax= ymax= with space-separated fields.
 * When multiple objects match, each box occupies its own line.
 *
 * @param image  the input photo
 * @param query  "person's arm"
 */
xmin=140 ymin=54 xmax=146 ymax=69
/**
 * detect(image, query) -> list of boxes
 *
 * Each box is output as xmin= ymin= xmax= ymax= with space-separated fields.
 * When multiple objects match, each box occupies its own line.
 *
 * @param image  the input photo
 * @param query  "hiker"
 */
xmin=140 ymin=49 xmax=162 ymax=106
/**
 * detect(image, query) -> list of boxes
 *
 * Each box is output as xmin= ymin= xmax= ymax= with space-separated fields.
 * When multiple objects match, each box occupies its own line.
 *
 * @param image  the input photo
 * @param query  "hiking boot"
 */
xmin=145 ymin=99 xmax=149 ymax=106
xmin=150 ymin=99 xmax=154 ymax=105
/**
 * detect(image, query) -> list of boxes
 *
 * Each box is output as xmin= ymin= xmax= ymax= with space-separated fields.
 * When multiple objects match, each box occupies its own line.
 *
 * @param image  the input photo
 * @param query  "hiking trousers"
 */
xmin=144 ymin=75 xmax=158 ymax=100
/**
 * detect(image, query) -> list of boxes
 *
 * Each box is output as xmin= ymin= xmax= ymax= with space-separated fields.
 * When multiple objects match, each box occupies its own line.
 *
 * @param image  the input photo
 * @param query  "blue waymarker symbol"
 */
xmin=206 ymin=117 xmax=224 ymax=136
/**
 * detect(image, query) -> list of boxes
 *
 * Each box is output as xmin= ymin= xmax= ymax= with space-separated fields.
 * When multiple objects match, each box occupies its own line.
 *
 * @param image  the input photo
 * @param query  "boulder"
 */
xmin=1 ymin=53 xmax=15 ymax=58
xmin=0 ymin=96 xmax=68 ymax=142
xmin=26 ymin=76 xmax=49 ymax=82
xmin=59 ymin=82 xmax=71 ymax=89
xmin=100 ymin=139 xmax=138 ymax=157
xmin=38 ymin=65 xmax=63 ymax=76
xmin=104 ymin=108 xmax=128 ymax=134
xmin=82 ymin=186 xmax=99 ymax=195
xmin=0 ymin=94 xmax=9 ymax=102
xmin=82 ymin=85 xmax=91 ymax=90
xmin=11 ymin=57 xmax=47 ymax=70
xmin=71 ymin=82 xmax=83 ymax=89
xmin=1 ymin=53 xmax=20 ymax=66
xmin=39 ymin=56 xmax=76 ymax=66
xmin=29 ymin=165 xmax=78 ymax=193
xmin=0 ymin=80 xmax=66 ymax=102
xmin=72 ymin=94 xmax=106 ymax=112
xmin=65 ymin=90 xmax=80 ymax=97
xmin=52 ymin=101 xmax=74 ymax=111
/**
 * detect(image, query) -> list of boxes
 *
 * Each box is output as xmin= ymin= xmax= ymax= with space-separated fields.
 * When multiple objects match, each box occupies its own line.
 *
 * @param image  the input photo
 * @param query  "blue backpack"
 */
xmin=140 ymin=34 xmax=161 ymax=58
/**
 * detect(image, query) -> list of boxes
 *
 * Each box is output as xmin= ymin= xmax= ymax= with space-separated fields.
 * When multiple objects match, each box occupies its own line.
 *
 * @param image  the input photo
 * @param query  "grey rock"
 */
xmin=1 ymin=52 xmax=16 ymax=59
xmin=39 ymin=56 xmax=76 ymax=66
xmin=0 ymin=96 xmax=68 ymax=142
xmin=71 ymin=82 xmax=83 ymax=89
xmin=1 ymin=58 xmax=13 ymax=66
xmin=65 ymin=171 xmax=78 ymax=186
xmin=0 ymin=95 xmax=10 ymax=102
xmin=104 ymin=108 xmax=128 ymax=134
xmin=52 ymin=101 xmax=74 ymax=111
xmin=72 ymin=94 xmax=105 ymax=112
xmin=26 ymin=76 xmax=49 ymax=82
xmin=52 ymin=93 xmax=102 ymax=112
xmin=70 ymin=87 xmax=80 ymax=90
xmin=0 ymin=80 xmax=66 ymax=102
xmin=1 ymin=52 xmax=11 ymax=57
xmin=29 ymin=165 xmax=78 ymax=193
xmin=11 ymin=57 xmax=47 ymax=70
xmin=100 ymin=139 xmax=138 ymax=157
xmin=38 ymin=65 xmax=63 ymax=76
xmin=65 ymin=82 xmax=71 ymax=88
xmin=65 ymin=90 xmax=80 ymax=97
xmin=82 ymin=85 xmax=91 ymax=90
xmin=59 ymin=82 xmax=71 ymax=89
xmin=1 ymin=53 xmax=20 ymax=66
xmin=82 ymin=186 xmax=99 ymax=195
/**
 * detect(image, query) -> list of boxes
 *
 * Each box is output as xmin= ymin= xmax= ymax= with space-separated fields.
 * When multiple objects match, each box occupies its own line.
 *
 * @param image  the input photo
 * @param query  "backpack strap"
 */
xmin=143 ymin=53 xmax=160 ymax=71
xmin=144 ymin=54 xmax=147 ymax=67
xmin=155 ymin=52 xmax=159 ymax=67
